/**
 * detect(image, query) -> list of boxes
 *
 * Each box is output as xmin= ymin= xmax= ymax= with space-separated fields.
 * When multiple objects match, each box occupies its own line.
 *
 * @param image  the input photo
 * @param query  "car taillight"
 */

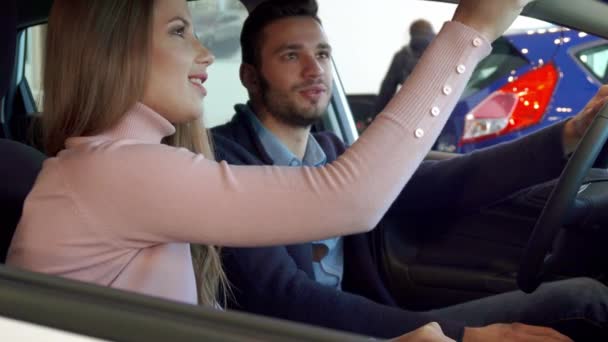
xmin=460 ymin=63 xmax=559 ymax=145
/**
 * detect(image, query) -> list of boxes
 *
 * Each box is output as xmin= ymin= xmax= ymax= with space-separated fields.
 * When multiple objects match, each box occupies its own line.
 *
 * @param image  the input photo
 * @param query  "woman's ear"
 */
xmin=240 ymin=63 xmax=260 ymax=95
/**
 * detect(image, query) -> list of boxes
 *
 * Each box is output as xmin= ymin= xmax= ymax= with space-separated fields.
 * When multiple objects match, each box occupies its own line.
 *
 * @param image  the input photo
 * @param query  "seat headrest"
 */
xmin=0 ymin=1 xmax=18 ymax=99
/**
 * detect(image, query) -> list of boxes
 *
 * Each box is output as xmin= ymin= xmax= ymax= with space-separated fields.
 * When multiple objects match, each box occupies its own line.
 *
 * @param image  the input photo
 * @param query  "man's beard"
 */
xmin=259 ymin=74 xmax=329 ymax=128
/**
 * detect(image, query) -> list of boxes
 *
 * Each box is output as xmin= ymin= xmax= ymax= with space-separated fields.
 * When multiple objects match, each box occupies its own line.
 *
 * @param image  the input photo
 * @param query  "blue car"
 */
xmin=436 ymin=27 xmax=608 ymax=153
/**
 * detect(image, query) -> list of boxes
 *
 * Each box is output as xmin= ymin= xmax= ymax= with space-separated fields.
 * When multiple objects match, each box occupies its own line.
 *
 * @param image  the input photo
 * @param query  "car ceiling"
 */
xmin=14 ymin=0 xmax=608 ymax=38
xmin=430 ymin=0 xmax=608 ymax=38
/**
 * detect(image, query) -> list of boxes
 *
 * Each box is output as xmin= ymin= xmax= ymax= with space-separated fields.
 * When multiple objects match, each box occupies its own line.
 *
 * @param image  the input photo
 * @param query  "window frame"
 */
xmin=0 ymin=266 xmax=369 ymax=341
xmin=572 ymin=40 xmax=608 ymax=84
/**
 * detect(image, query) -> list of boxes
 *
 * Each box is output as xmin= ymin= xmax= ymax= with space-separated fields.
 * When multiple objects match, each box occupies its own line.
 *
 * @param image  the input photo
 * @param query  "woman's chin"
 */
xmin=177 ymin=112 xmax=203 ymax=125
xmin=167 ymin=105 xmax=203 ymax=124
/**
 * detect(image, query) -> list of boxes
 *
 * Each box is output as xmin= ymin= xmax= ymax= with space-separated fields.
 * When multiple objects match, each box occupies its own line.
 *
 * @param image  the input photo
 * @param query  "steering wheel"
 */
xmin=517 ymin=104 xmax=608 ymax=293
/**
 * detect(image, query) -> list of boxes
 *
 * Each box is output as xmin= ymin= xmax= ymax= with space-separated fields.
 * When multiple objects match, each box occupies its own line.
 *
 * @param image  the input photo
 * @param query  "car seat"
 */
xmin=0 ymin=0 xmax=46 ymax=262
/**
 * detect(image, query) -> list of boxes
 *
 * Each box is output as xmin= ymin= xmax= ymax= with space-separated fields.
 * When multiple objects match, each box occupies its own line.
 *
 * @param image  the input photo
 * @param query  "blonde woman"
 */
xmin=6 ymin=0 xmax=547 ymax=341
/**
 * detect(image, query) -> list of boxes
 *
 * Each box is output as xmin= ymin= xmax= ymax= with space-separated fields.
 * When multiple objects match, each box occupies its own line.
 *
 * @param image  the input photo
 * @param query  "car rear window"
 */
xmin=462 ymin=37 xmax=529 ymax=98
xmin=576 ymin=43 xmax=608 ymax=83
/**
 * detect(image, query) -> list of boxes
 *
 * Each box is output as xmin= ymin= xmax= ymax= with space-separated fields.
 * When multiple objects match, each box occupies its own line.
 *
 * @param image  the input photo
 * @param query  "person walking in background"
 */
xmin=375 ymin=19 xmax=436 ymax=115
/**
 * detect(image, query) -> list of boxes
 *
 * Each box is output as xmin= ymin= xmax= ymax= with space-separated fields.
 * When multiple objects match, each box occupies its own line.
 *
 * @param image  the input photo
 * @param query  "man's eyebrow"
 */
xmin=273 ymin=43 xmax=304 ymax=54
xmin=273 ymin=42 xmax=333 ymax=54
xmin=168 ymin=16 xmax=191 ymax=27
xmin=318 ymin=43 xmax=332 ymax=51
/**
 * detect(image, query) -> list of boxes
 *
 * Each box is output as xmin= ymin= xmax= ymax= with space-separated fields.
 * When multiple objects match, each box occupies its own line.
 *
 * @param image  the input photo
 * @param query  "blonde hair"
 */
xmin=165 ymin=122 xmax=230 ymax=306
xmin=43 ymin=0 xmax=227 ymax=306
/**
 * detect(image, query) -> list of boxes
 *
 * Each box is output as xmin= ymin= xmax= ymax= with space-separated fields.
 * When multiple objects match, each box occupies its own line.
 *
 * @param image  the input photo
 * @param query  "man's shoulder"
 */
xmin=210 ymin=117 xmax=239 ymax=139
xmin=394 ymin=45 xmax=413 ymax=60
xmin=312 ymin=131 xmax=347 ymax=160
xmin=211 ymin=119 xmax=242 ymax=150
xmin=211 ymin=115 xmax=264 ymax=165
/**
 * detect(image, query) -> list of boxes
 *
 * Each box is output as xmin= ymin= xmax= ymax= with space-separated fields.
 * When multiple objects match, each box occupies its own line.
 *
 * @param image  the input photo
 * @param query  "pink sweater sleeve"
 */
xmin=64 ymin=21 xmax=491 ymax=248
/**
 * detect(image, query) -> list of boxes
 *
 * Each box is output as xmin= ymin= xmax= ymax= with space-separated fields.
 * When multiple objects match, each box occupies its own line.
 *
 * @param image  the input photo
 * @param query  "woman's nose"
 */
xmin=194 ymin=39 xmax=215 ymax=66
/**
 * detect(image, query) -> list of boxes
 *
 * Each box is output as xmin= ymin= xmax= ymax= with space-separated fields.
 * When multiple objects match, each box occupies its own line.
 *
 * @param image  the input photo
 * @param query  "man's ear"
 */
xmin=240 ymin=63 xmax=260 ymax=95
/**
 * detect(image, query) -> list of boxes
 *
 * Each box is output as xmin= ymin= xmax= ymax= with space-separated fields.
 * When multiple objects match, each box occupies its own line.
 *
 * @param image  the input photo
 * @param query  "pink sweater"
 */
xmin=7 ymin=22 xmax=490 ymax=303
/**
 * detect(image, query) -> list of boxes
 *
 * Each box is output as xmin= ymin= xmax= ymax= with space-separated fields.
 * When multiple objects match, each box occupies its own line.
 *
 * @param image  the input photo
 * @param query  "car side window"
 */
xmin=23 ymin=2 xmax=248 ymax=128
xmin=462 ymin=37 xmax=528 ymax=98
xmin=21 ymin=2 xmax=245 ymax=129
xmin=188 ymin=0 xmax=248 ymax=128
xmin=190 ymin=0 xmax=346 ymax=131
xmin=24 ymin=25 xmax=46 ymax=111
xmin=323 ymin=0 xmax=604 ymax=152
xmin=576 ymin=44 xmax=608 ymax=83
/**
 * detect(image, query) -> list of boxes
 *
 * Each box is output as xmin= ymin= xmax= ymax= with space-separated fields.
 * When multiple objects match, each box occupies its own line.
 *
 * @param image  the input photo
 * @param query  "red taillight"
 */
xmin=460 ymin=63 xmax=559 ymax=145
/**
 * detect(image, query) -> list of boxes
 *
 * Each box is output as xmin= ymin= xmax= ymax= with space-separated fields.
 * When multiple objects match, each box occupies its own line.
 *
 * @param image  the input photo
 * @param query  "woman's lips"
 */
xmin=189 ymin=74 xmax=208 ymax=96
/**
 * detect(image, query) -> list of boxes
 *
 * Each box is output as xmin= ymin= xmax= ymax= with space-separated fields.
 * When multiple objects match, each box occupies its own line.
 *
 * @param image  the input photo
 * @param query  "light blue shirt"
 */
xmin=242 ymin=104 xmax=344 ymax=289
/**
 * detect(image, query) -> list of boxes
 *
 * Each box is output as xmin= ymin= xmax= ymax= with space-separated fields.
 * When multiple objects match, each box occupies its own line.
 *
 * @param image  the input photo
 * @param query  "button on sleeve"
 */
xmin=431 ymin=107 xmax=440 ymax=117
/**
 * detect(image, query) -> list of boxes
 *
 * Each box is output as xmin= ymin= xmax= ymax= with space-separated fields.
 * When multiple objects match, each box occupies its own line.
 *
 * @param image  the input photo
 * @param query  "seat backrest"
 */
xmin=1 ymin=0 xmax=17 ymax=138
xmin=0 ymin=0 xmax=17 ymax=94
xmin=0 ymin=0 xmax=46 ymax=262
xmin=0 ymin=139 xmax=45 ymax=262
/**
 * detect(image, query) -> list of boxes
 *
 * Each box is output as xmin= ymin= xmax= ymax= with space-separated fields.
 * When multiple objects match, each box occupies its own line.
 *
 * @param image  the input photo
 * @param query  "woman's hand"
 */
xmin=389 ymin=322 xmax=456 ymax=342
xmin=463 ymin=323 xmax=572 ymax=342
xmin=387 ymin=322 xmax=572 ymax=342
xmin=452 ymin=0 xmax=538 ymax=41
xmin=563 ymin=85 xmax=608 ymax=154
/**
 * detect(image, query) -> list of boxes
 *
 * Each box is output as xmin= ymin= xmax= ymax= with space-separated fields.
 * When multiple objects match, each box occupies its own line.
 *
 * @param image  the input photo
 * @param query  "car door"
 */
xmin=0 ymin=265 xmax=370 ymax=341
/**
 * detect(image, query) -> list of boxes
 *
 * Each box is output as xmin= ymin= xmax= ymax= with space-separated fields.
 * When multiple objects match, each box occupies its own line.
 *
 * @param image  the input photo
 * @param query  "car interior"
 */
xmin=335 ymin=0 xmax=608 ymax=311
xmin=0 ymin=0 xmax=371 ymax=340
xmin=3 ymin=0 xmax=608 ymax=340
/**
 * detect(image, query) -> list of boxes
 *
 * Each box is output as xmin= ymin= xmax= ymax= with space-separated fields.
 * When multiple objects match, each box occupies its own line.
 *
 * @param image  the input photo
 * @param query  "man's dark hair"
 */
xmin=240 ymin=0 xmax=321 ymax=67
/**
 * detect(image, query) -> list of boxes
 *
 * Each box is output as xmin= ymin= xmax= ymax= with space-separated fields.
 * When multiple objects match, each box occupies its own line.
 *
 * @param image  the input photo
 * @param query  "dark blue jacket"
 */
xmin=211 ymin=109 xmax=568 ymax=340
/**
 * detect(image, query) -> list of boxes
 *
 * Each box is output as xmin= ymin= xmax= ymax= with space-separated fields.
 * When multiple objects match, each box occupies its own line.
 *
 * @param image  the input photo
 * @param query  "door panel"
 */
xmin=375 ymin=172 xmax=608 ymax=311
xmin=376 ymin=200 xmax=537 ymax=310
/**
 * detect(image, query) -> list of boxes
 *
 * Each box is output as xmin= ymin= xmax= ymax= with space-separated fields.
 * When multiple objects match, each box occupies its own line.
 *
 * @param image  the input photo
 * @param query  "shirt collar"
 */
xmin=237 ymin=103 xmax=327 ymax=167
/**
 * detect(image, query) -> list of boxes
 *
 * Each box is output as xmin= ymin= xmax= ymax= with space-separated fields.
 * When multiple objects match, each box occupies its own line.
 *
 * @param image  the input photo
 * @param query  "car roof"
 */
xmin=15 ymin=0 xmax=258 ymax=29
xmin=429 ymin=0 xmax=608 ymax=38
xmin=14 ymin=0 xmax=608 ymax=39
